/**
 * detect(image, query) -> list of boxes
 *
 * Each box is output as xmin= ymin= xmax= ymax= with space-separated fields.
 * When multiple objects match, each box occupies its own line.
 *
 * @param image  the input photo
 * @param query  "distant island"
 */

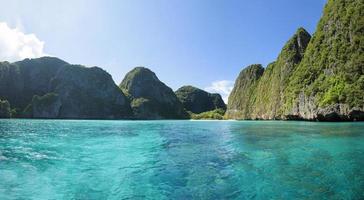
xmin=0 ymin=0 xmax=363 ymax=121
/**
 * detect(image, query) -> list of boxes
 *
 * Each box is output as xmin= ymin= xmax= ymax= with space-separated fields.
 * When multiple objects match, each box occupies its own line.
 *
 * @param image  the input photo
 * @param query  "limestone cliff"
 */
xmin=0 ymin=99 xmax=11 ymax=118
xmin=0 ymin=57 xmax=132 ymax=119
xmin=282 ymin=0 xmax=364 ymax=121
xmin=120 ymin=67 xmax=188 ymax=119
xmin=226 ymin=0 xmax=364 ymax=121
xmin=225 ymin=64 xmax=264 ymax=119
xmin=175 ymin=85 xmax=226 ymax=114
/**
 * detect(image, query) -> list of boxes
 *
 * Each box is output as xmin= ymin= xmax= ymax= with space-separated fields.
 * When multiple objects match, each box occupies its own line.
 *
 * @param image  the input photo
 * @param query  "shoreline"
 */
xmin=1 ymin=118 xmax=363 ymax=122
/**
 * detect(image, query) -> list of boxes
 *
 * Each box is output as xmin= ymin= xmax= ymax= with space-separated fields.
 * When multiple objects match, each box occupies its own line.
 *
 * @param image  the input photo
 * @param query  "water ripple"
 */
xmin=0 ymin=120 xmax=363 ymax=199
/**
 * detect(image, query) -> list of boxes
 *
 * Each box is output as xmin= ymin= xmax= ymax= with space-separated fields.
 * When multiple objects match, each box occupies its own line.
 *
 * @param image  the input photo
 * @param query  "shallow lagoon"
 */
xmin=0 ymin=120 xmax=363 ymax=199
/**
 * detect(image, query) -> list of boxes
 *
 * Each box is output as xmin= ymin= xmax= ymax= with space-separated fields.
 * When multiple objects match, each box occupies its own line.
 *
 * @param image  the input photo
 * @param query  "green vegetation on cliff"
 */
xmin=175 ymin=85 xmax=226 ymax=114
xmin=1 ymin=0 xmax=361 ymax=121
xmin=226 ymin=28 xmax=311 ymax=120
xmin=253 ymin=28 xmax=311 ymax=119
xmin=226 ymin=64 xmax=264 ymax=119
xmin=120 ymin=67 xmax=188 ymax=119
xmin=0 ymin=57 xmax=67 ymax=111
xmin=0 ymin=57 xmax=132 ymax=119
xmin=284 ymin=0 xmax=364 ymax=112
xmin=23 ymin=93 xmax=62 ymax=118
xmin=227 ymin=0 xmax=363 ymax=121
xmin=32 ymin=93 xmax=59 ymax=107
xmin=50 ymin=65 xmax=132 ymax=119
xmin=189 ymin=109 xmax=225 ymax=120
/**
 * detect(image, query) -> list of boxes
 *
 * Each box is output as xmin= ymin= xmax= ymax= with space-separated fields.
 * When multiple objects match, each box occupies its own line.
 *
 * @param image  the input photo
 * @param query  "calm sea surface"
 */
xmin=0 ymin=119 xmax=363 ymax=199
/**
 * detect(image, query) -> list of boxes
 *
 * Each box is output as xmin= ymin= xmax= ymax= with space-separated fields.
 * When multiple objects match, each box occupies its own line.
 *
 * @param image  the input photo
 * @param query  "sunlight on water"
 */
xmin=0 ymin=120 xmax=363 ymax=199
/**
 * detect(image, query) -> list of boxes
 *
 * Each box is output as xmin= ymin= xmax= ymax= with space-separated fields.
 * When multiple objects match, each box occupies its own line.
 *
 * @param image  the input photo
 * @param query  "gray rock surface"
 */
xmin=0 ymin=99 xmax=11 ymax=118
xmin=30 ymin=93 xmax=62 ymax=118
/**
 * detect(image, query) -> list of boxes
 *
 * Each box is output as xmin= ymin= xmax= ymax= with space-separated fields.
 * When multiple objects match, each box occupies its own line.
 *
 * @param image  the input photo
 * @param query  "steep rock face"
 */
xmin=226 ymin=28 xmax=311 ymax=120
xmin=225 ymin=64 xmax=264 ymax=119
xmin=227 ymin=0 xmax=364 ymax=121
xmin=0 ymin=57 xmax=67 ymax=111
xmin=175 ymin=85 xmax=226 ymax=114
xmin=283 ymin=0 xmax=364 ymax=121
xmin=28 ymin=93 xmax=62 ymax=118
xmin=252 ymin=28 xmax=311 ymax=119
xmin=48 ymin=65 xmax=132 ymax=119
xmin=0 ymin=62 xmax=23 ymax=111
xmin=0 ymin=57 xmax=132 ymax=119
xmin=0 ymin=99 xmax=11 ymax=118
xmin=120 ymin=67 xmax=187 ymax=119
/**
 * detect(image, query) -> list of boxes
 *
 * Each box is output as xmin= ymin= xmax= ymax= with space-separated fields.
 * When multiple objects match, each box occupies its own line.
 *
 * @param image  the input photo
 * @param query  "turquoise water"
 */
xmin=0 ymin=120 xmax=363 ymax=199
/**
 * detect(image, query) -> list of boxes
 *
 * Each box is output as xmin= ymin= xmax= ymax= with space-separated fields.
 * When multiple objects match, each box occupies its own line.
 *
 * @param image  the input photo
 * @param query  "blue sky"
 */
xmin=0 ymin=0 xmax=326 ymax=101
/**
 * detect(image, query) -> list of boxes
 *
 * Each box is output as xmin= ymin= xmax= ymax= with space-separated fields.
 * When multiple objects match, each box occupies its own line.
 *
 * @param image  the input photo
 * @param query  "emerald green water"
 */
xmin=0 ymin=120 xmax=363 ymax=199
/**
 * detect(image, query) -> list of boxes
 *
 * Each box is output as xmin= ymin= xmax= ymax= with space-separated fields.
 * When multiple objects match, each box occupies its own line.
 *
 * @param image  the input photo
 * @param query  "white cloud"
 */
xmin=205 ymin=80 xmax=234 ymax=104
xmin=0 ymin=22 xmax=46 ymax=62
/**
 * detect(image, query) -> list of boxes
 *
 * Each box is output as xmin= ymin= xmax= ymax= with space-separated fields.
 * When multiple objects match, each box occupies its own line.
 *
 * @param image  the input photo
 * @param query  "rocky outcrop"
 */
xmin=226 ymin=0 xmax=364 ymax=121
xmin=226 ymin=28 xmax=311 ymax=120
xmin=282 ymin=0 xmax=364 ymax=121
xmin=316 ymin=104 xmax=364 ymax=122
xmin=48 ymin=65 xmax=132 ymax=119
xmin=0 ymin=99 xmax=11 ymax=118
xmin=1 ymin=0 xmax=361 ymax=121
xmin=175 ymin=85 xmax=226 ymax=114
xmin=0 ymin=57 xmax=132 ymax=119
xmin=253 ymin=28 xmax=311 ymax=119
xmin=119 ymin=67 xmax=188 ymax=119
xmin=225 ymin=64 xmax=264 ymax=119
xmin=285 ymin=101 xmax=364 ymax=122
xmin=0 ymin=57 xmax=67 ymax=111
xmin=28 ymin=93 xmax=62 ymax=118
